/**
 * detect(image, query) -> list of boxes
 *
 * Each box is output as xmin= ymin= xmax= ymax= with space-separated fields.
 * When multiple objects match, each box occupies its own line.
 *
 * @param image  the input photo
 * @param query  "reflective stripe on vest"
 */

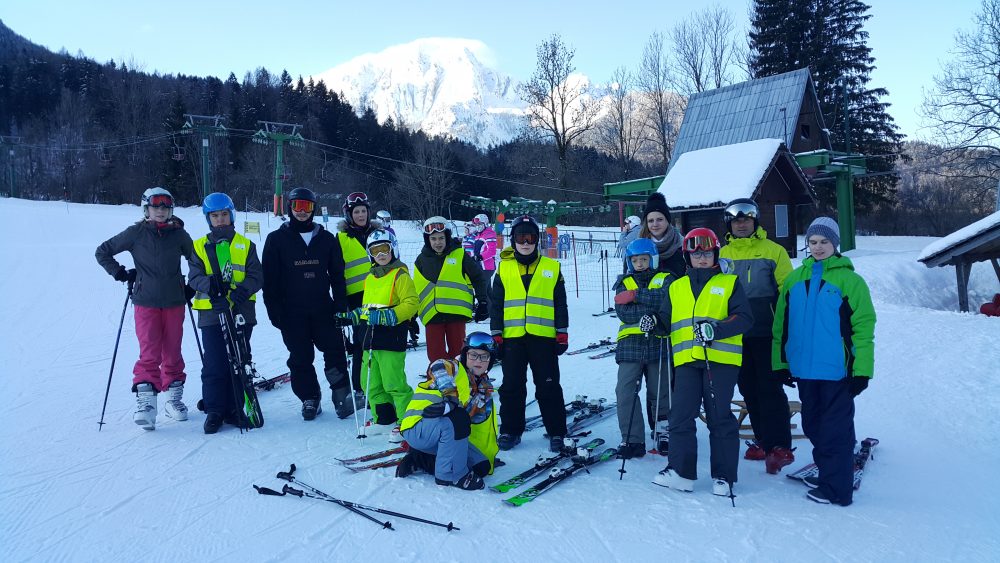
xmin=498 ymin=256 xmax=559 ymax=338
xmin=338 ymin=232 xmax=371 ymax=296
xmin=616 ymin=272 xmax=670 ymax=341
xmin=192 ymin=233 xmax=257 ymax=310
xmin=361 ymin=266 xmax=405 ymax=321
xmin=413 ymin=248 xmax=474 ymax=323
xmin=668 ymin=273 xmax=743 ymax=367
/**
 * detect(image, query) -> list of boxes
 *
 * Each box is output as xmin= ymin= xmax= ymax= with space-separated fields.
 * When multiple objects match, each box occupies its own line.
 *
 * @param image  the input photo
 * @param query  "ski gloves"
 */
xmin=556 ymin=333 xmax=569 ymax=356
xmin=774 ymin=369 xmax=797 ymax=388
xmin=473 ymin=300 xmax=489 ymax=322
xmin=639 ymin=314 xmax=659 ymax=333
xmin=113 ymin=266 xmax=136 ymax=284
xmin=614 ymin=290 xmax=637 ymax=305
xmin=229 ymin=286 xmax=252 ymax=308
xmin=492 ymin=335 xmax=504 ymax=360
xmin=849 ymin=376 xmax=869 ymax=397
xmin=368 ymin=308 xmax=398 ymax=326
xmin=693 ymin=320 xmax=718 ymax=343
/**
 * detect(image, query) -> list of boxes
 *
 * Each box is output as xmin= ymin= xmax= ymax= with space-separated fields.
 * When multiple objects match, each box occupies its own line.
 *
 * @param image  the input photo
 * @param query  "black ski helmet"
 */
xmin=723 ymin=198 xmax=759 ymax=233
xmin=287 ymin=187 xmax=317 ymax=204
xmin=461 ymin=331 xmax=499 ymax=371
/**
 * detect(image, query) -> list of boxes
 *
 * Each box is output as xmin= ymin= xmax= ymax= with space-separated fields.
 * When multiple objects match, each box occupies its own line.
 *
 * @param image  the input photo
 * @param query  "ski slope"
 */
xmin=1 ymin=198 xmax=997 ymax=562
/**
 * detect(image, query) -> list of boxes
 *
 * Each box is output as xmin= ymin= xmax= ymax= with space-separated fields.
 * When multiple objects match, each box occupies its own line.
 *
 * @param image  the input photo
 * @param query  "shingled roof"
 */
xmin=669 ymin=68 xmax=830 ymax=169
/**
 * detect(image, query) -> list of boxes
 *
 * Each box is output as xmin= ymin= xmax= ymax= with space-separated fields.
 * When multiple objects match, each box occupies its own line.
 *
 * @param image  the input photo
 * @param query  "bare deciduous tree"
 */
xmin=518 ymin=34 xmax=599 ymax=189
xmin=637 ymin=32 xmax=683 ymax=169
xmin=671 ymin=5 xmax=740 ymax=95
xmin=595 ymin=67 xmax=647 ymax=178
xmin=392 ymin=137 xmax=456 ymax=220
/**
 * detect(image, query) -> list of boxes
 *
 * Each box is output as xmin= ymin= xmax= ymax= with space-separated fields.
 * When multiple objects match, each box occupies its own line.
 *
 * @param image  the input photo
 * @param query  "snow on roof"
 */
xmin=658 ymin=138 xmax=783 ymax=208
xmin=917 ymin=209 xmax=1000 ymax=263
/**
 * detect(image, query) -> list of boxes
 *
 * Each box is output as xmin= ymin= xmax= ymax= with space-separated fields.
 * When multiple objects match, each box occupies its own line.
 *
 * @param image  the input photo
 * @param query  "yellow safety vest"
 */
xmin=668 ymin=273 xmax=743 ymax=367
xmin=616 ymin=272 xmax=670 ymax=341
xmin=414 ymin=248 xmax=474 ymax=323
xmin=338 ymin=232 xmax=371 ymax=296
xmin=192 ymin=233 xmax=256 ymax=310
xmin=498 ymin=256 xmax=560 ymax=338
xmin=400 ymin=364 xmax=499 ymax=471
xmin=361 ymin=265 xmax=406 ymax=321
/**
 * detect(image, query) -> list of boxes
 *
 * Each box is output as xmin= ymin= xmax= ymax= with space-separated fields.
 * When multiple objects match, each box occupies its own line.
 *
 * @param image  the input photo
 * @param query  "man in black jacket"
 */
xmin=262 ymin=188 xmax=352 ymax=420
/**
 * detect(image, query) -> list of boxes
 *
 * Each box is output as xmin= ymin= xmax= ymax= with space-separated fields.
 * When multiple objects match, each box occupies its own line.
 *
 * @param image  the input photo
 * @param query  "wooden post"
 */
xmin=956 ymin=259 xmax=972 ymax=312
xmin=991 ymin=258 xmax=1000 ymax=284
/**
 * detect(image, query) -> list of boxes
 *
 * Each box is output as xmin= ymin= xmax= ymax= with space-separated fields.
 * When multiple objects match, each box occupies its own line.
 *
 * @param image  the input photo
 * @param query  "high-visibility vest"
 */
xmin=616 ymin=272 xmax=670 ymax=341
xmin=338 ymin=232 xmax=371 ymax=296
xmin=360 ymin=265 xmax=406 ymax=321
xmin=668 ymin=273 xmax=743 ymax=367
xmin=413 ymin=248 xmax=474 ymax=323
xmin=498 ymin=256 xmax=560 ymax=338
xmin=400 ymin=364 xmax=499 ymax=470
xmin=192 ymin=233 xmax=256 ymax=310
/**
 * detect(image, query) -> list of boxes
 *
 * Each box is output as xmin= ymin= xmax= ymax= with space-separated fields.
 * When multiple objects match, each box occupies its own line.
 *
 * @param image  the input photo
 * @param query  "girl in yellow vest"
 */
xmin=652 ymin=228 xmax=753 ymax=498
xmin=338 ymin=229 xmax=418 ymax=443
xmin=612 ymin=238 xmax=674 ymax=459
xmin=187 ymin=193 xmax=262 ymax=434
xmin=395 ymin=333 xmax=500 ymax=490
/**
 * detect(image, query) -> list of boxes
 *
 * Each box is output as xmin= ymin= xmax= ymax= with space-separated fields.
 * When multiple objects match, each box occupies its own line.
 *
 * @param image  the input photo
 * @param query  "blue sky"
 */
xmin=2 ymin=0 xmax=983 ymax=139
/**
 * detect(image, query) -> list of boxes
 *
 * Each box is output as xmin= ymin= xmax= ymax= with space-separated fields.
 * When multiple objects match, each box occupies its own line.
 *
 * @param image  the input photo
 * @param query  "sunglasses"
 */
xmin=684 ymin=236 xmax=717 ymax=252
xmin=689 ymin=250 xmax=714 ymax=259
xmin=513 ymin=233 xmax=538 ymax=245
xmin=466 ymin=350 xmax=491 ymax=362
xmin=147 ymin=195 xmax=173 ymax=208
xmin=423 ymin=222 xmax=447 ymax=234
xmin=368 ymin=242 xmax=392 ymax=258
xmin=346 ymin=191 xmax=368 ymax=205
xmin=289 ymin=199 xmax=315 ymax=213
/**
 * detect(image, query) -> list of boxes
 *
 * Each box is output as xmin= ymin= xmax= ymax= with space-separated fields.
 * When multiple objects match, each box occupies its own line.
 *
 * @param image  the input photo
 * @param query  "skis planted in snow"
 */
xmin=503 ymin=447 xmax=618 ymax=506
xmin=490 ymin=438 xmax=605 ymax=493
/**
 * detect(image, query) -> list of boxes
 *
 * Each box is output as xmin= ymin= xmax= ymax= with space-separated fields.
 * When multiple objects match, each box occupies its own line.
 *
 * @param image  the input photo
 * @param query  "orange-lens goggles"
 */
xmin=148 ymin=194 xmax=173 ymax=207
xmin=423 ymin=222 xmax=447 ymax=234
xmin=684 ymin=236 xmax=716 ymax=252
xmin=290 ymin=199 xmax=315 ymax=213
xmin=368 ymin=242 xmax=392 ymax=257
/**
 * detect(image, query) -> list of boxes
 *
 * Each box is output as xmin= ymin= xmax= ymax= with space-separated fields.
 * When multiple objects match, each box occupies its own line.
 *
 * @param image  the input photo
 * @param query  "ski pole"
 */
xmin=701 ymin=339 xmax=734 ymax=507
xmin=255 ymin=482 xmax=393 ymax=530
xmin=360 ymin=318 xmax=375 ymax=440
xmin=186 ymin=301 xmax=204 ymax=363
xmin=98 ymin=282 xmax=133 ymax=430
xmin=618 ymin=373 xmax=643 ymax=480
xmin=339 ymin=326 xmax=362 ymax=438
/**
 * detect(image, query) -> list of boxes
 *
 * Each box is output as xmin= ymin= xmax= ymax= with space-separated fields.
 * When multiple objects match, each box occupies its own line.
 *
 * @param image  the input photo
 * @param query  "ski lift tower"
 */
xmin=181 ymin=115 xmax=227 ymax=198
xmin=253 ymin=121 xmax=304 ymax=216
xmin=462 ymin=196 xmax=612 ymax=257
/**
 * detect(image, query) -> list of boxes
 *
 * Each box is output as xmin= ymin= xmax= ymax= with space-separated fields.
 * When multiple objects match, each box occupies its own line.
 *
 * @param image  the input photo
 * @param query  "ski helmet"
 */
xmin=376 ymin=210 xmax=392 ymax=225
xmin=625 ymin=237 xmax=658 ymax=272
xmin=473 ymin=213 xmax=489 ymax=232
xmin=625 ymin=215 xmax=642 ymax=229
xmin=509 ymin=215 xmax=540 ymax=239
xmin=287 ymin=187 xmax=316 ymax=203
xmin=202 ymin=192 xmax=235 ymax=226
xmin=723 ymin=198 xmax=759 ymax=233
xmin=682 ymin=227 xmax=721 ymax=266
xmin=141 ymin=187 xmax=174 ymax=219
xmin=366 ymin=228 xmax=399 ymax=262
xmin=343 ymin=191 xmax=370 ymax=221
xmin=422 ymin=216 xmax=452 ymax=246
xmin=461 ymin=331 xmax=498 ymax=370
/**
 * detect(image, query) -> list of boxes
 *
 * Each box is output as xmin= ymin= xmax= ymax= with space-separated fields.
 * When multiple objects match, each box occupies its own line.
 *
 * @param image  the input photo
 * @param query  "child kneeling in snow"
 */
xmin=652 ymin=228 xmax=753 ymax=497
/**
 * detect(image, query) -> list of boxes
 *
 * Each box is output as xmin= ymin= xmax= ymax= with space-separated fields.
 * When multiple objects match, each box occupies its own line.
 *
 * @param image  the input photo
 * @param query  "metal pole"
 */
xmin=275 ymin=141 xmax=285 ymax=216
xmin=201 ymin=137 xmax=210 ymax=198
xmin=571 ymin=233 xmax=579 ymax=298
xmin=98 ymin=284 xmax=133 ymax=430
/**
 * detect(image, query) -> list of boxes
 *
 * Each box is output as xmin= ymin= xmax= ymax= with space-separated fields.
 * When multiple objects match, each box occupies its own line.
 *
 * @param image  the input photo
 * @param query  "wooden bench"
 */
xmin=699 ymin=400 xmax=805 ymax=440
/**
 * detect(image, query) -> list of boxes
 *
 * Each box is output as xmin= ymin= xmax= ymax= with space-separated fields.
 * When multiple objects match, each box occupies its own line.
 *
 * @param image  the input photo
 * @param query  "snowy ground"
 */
xmin=1 ymin=198 xmax=998 ymax=562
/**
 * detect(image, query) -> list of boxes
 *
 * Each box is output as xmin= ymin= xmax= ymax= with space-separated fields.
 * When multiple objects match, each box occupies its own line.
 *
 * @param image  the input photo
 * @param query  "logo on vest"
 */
xmin=235 ymin=243 xmax=246 ymax=250
xmin=542 ymin=270 xmax=554 ymax=278
xmin=711 ymin=286 xmax=725 ymax=296
xmin=447 ymin=258 xmax=457 ymax=265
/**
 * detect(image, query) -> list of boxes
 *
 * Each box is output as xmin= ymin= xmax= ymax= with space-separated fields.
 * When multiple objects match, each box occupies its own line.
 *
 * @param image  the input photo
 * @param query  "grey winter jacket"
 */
xmin=613 ymin=269 xmax=674 ymax=364
xmin=187 ymin=226 xmax=263 ymax=328
xmin=95 ymin=218 xmax=194 ymax=308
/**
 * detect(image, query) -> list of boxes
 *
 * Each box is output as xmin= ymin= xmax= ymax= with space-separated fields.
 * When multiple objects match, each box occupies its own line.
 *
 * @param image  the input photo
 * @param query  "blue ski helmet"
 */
xmin=461 ymin=331 xmax=498 ymax=370
xmin=202 ymin=192 xmax=235 ymax=226
xmin=625 ymin=238 xmax=658 ymax=272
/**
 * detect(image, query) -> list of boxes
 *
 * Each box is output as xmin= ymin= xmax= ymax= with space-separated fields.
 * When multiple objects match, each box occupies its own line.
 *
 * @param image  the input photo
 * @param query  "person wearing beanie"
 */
xmin=718 ymin=198 xmax=796 ymax=473
xmin=335 ymin=192 xmax=385 ymax=406
xmin=262 ymin=187 xmax=353 ymax=420
xmin=652 ymin=228 xmax=753 ymax=499
xmin=773 ymin=216 xmax=876 ymax=506
xmin=413 ymin=216 xmax=491 ymax=362
xmin=95 ymin=187 xmax=194 ymax=431
xmin=639 ymin=192 xmax=686 ymax=278
xmin=489 ymin=215 xmax=570 ymax=453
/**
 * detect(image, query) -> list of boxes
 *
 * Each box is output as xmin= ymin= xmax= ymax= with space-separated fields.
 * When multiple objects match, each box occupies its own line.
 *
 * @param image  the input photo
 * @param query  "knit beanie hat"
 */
xmin=643 ymin=192 xmax=671 ymax=224
xmin=805 ymin=216 xmax=841 ymax=248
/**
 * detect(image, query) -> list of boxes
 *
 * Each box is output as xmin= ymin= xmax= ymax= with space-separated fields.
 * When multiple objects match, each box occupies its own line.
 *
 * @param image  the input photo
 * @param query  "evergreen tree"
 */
xmin=749 ymin=0 xmax=904 ymax=212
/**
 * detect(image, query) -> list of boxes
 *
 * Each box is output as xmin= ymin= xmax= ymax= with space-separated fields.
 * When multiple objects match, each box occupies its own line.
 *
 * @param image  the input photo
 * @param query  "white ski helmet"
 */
xmin=472 ymin=213 xmax=489 ymax=232
xmin=626 ymin=215 xmax=641 ymax=229
xmin=141 ymin=187 xmax=174 ymax=219
xmin=376 ymin=210 xmax=392 ymax=224
xmin=366 ymin=228 xmax=399 ymax=262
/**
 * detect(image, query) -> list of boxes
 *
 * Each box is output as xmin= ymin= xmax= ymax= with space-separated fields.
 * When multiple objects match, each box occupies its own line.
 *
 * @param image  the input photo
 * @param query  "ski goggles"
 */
xmin=345 ymin=191 xmax=368 ymax=206
xmin=147 ymin=194 xmax=173 ymax=208
xmin=423 ymin=221 xmax=448 ymax=234
xmin=289 ymin=199 xmax=315 ymax=213
xmin=368 ymin=242 xmax=393 ymax=258
xmin=513 ymin=232 xmax=538 ymax=245
xmin=724 ymin=201 xmax=759 ymax=221
xmin=684 ymin=236 xmax=717 ymax=253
